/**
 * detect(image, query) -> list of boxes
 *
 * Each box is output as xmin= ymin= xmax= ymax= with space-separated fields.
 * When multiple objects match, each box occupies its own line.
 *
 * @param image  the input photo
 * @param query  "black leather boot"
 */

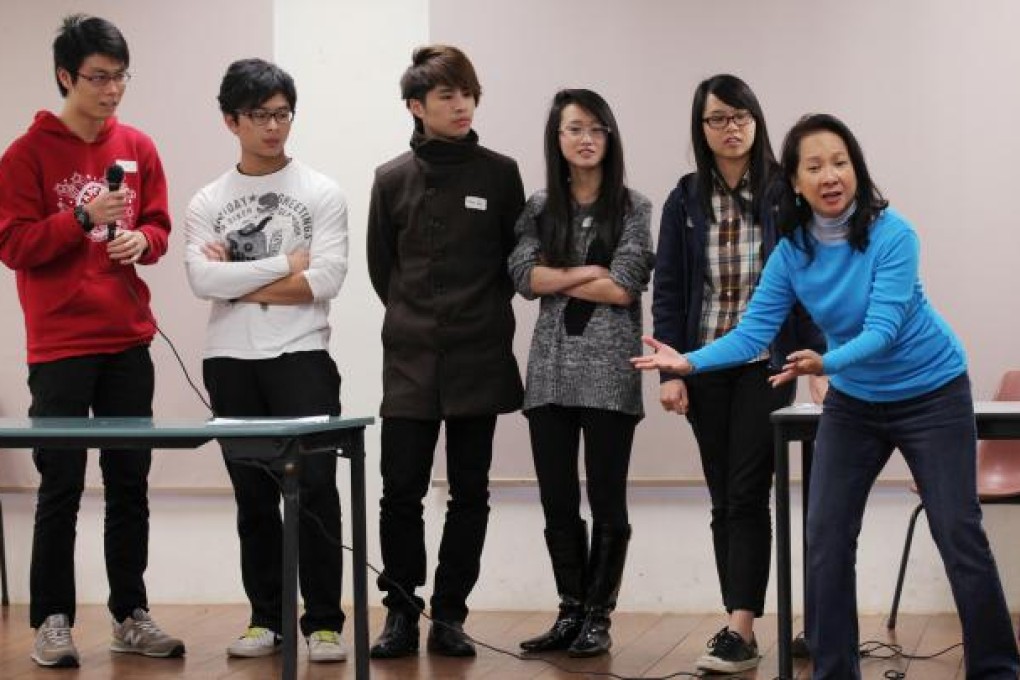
xmin=369 ymin=609 xmax=420 ymax=659
xmin=427 ymin=620 xmax=476 ymax=657
xmin=568 ymin=524 xmax=631 ymax=658
xmin=520 ymin=521 xmax=588 ymax=652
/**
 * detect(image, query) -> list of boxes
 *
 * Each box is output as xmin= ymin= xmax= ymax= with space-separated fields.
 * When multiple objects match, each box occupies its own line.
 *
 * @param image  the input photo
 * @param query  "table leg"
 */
xmin=775 ymin=430 xmax=793 ymax=679
xmin=0 ymin=497 xmax=8 ymax=607
xmin=792 ymin=440 xmax=814 ymax=658
xmin=282 ymin=459 xmax=299 ymax=680
xmin=349 ymin=430 xmax=370 ymax=680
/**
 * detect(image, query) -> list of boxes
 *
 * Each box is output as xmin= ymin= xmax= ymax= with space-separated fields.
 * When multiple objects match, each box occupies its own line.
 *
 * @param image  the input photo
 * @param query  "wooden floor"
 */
xmin=0 ymin=603 xmax=971 ymax=679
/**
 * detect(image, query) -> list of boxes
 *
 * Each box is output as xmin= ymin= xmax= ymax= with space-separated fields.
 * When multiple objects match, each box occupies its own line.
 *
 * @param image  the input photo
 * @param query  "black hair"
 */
xmin=53 ymin=14 xmax=129 ymax=97
xmin=778 ymin=113 xmax=888 ymax=257
xmin=401 ymin=45 xmax=481 ymax=131
xmin=690 ymin=74 xmax=779 ymax=222
xmin=217 ymin=58 xmax=297 ymax=117
xmin=538 ymin=88 xmax=630 ymax=267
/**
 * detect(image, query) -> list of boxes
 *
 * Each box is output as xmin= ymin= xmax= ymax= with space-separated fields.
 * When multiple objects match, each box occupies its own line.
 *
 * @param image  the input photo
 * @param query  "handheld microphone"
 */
xmin=105 ymin=164 xmax=125 ymax=241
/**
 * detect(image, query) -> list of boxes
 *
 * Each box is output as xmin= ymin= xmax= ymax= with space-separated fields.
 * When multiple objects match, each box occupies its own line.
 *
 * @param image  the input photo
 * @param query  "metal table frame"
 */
xmin=0 ymin=416 xmax=374 ymax=680
xmin=771 ymin=401 xmax=1020 ymax=679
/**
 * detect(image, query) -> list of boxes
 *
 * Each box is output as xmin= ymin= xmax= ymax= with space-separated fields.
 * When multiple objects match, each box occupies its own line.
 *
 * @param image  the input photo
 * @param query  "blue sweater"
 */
xmin=686 ymin=208 xmax=966 ymax=402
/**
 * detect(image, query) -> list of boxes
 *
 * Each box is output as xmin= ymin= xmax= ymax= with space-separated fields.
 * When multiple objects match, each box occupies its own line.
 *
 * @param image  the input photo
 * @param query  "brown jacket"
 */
xmin=367 ymin=131 xmax=525 ymax=418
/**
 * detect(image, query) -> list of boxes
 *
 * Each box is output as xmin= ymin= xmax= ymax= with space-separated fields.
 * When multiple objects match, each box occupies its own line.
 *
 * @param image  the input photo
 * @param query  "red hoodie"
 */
xmin=0 ymin=111 xmax=170 ymax=363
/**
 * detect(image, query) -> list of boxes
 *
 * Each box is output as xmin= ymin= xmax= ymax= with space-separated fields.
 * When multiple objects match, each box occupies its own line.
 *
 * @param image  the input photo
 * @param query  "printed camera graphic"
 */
xmin=227 ymin=215 xmax=273 ymax=261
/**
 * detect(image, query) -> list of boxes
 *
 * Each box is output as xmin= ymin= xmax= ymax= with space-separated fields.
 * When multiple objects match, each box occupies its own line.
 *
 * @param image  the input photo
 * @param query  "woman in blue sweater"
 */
xmin=633 ymin=113 xmax=1019 ymax=679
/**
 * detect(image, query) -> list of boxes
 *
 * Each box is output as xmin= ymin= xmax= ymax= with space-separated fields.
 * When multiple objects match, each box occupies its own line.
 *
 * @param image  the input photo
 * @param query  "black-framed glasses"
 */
xmin=238 ymin=108 xmax=295 ymax=126
xmin=76 ymin=70 xmax=131 ymax=87
xmin=559 ymin=125 xmax=611 ymax=141
xmin=702 ymin=111 xmax=754 ymax=130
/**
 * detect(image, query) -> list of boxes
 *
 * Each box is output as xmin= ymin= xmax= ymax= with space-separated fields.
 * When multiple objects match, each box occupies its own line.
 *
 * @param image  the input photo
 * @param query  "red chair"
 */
xmin=886 ymin=370 xmax=1020 ymax=629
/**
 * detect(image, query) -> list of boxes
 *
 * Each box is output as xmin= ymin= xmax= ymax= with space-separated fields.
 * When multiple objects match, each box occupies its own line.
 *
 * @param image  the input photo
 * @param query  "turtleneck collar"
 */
xmin=411 ymin=129 xmax=479 ymax=165
xmin=809 ymin=200 xmax=856 ymax=243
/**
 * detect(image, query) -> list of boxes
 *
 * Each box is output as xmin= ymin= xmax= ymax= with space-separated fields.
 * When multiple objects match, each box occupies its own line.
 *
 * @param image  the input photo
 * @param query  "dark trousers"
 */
xmin=203 ymin=351 xmax=344 ymax=637
xmin=377 ymin=415 xmax=496 ymax=623
xmin=28 ymin=345 xmax=154 ymax=628
xmin=685 ymin=360 xmax=795 ymax=617
xmin=807 ymin=374 xmax=1019 ymax=679
xmin=526 ymin=405 xmax=638 ymax=530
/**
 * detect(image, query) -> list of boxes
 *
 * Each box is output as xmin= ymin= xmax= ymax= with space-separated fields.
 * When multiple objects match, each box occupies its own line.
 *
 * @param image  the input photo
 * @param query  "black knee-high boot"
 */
xmin=520 ymin=520 xmax=588 ymax=652
xmin=568 ymin=523 xmax=631 ymax=658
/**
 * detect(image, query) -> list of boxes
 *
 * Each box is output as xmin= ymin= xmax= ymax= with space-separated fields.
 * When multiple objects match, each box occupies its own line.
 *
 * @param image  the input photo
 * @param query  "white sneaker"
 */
xmin=307 ymin=630 xmax=348 ymax=662
xmin=32 ymin=614 xmax=80 ymax=668
xmin=227 ymin=626 xmax=282 ymax=658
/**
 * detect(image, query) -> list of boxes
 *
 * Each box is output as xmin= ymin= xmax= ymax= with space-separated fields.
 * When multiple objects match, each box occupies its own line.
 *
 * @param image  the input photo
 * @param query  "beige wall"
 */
xmin=3 ymin=0 xmax=1019 ymax=489
xmin=1 ymin=0 xmax=1016 ymax=616
xmin=0 ymin=0 xmax=274 ymax=488
xmin=432 ymin=0 xmax=1020 ymax=481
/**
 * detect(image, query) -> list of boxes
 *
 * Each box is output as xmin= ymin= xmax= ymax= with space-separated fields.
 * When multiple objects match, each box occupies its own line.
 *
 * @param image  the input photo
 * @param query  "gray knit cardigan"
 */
xmin=508 ymin=189 xmax=654 ymax=416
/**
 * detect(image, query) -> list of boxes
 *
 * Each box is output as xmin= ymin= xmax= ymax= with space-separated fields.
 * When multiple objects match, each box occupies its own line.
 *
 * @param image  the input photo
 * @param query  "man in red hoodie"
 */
xmin=0 ymin=14 xmax=184 ymax=668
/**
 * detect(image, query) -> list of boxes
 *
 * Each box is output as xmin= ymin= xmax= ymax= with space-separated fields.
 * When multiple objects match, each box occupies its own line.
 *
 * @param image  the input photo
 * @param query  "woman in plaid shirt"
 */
xmin=651 ymin=74 xmax=823 ymax=674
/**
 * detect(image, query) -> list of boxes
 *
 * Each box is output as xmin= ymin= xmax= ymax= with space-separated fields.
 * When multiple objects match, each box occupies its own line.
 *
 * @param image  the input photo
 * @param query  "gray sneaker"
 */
xmin=110 ymin=608 xmax=186 ymax=658
xmin=32 ymin=613 xmax=80 ymax=668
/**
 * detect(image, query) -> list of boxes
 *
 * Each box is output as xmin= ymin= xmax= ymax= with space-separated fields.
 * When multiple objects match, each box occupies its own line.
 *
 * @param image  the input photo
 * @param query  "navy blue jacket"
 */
xmin=652 ymin=173 xmax=824 ymax=380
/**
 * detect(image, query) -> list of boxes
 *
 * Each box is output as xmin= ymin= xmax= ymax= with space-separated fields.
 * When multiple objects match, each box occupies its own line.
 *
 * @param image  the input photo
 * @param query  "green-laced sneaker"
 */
xmin=307 ymin=630 xmax=348 ymax=662
xmin=227 ymin=626 xmax=282 ymax=658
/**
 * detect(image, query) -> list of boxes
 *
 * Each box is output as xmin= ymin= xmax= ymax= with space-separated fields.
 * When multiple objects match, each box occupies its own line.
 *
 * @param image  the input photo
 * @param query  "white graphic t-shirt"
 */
xmin=185 ymin=160 xmax=349 ymax=359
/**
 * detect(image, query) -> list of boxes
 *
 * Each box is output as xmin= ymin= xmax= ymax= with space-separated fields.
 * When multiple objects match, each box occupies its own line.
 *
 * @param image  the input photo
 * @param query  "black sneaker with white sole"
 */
xmin=695 ymin=627 xmax=761 ymax=674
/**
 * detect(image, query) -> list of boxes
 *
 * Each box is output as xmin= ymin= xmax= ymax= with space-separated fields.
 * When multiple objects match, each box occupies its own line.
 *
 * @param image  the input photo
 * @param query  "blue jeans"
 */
xmin=806 ymin=373 xmax=1019 ymax=679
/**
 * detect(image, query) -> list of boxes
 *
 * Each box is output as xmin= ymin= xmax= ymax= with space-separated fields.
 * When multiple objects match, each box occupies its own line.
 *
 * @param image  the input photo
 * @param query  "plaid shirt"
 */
xmin=698 ymin=171 xmax=768 ymax=361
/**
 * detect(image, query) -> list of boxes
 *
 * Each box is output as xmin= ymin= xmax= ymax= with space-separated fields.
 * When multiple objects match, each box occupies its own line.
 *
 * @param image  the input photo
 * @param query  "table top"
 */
xmin=0 ymin=416 xmax=373 ymax=438
xmin=773 ymin=401 xmax=1020 ymax=422
xmin=771 ymin=401 xmax=1020 ymax=441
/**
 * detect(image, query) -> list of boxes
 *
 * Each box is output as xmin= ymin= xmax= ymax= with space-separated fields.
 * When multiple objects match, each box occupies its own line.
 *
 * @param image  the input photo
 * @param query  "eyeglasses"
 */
xmin=560 ymin=125 xmax=611 ymax=141
xmin=76 ymin=70 xmax=131 ymax=87
xmin=238 ymin=108 xmax=295 ymax=126
xmin=702 ymin=111 xmax=754 ymax=130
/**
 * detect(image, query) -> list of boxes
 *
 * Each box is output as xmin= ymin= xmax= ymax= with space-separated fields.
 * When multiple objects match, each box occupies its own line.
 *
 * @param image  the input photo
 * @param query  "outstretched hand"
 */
xmin=769 ymin=349 xmax=824 ymax=388
xmin=630 ymin=336 xmax=693 ymax=376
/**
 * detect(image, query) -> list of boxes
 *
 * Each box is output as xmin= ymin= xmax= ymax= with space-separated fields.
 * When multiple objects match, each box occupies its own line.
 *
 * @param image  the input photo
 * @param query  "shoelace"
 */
xmin=707 ymin=629 xmax=745 ymax=656
xmin=42 ymin=625 xmax=72 ymax=646
xmin=134 ymin=618 xmax=165 ymax=637
xmin=310 ymin=631 xmax=340 ymax=644
xmin=241 ymin=626 xmax=274 ymax=640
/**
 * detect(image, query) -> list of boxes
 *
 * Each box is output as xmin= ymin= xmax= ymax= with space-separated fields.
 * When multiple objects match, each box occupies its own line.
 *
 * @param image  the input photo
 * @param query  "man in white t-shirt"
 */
xmin=184 ymin=58 xmax=349 ymax=664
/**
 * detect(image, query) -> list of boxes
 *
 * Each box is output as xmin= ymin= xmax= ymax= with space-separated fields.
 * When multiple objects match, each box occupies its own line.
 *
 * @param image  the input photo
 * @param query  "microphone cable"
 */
xmin=231 ymin=454 xmax=713 ymax=680
xmin=109 ymin=248 xmax=214 ymax=415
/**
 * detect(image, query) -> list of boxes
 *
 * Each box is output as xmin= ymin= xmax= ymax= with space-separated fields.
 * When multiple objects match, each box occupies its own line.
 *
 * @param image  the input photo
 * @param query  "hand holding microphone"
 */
xmin=100 ymin=164 xmax=148 ymax=264
xmin=104 ymin=164 xmax=124 ymax=241
xmin=83 ymin=165 xmax=128 ymax=229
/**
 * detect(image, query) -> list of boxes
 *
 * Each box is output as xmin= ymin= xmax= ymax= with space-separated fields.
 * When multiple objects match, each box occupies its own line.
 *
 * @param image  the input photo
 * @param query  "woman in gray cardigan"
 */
xmin=508 ymin=89 xmax=653 ymax=658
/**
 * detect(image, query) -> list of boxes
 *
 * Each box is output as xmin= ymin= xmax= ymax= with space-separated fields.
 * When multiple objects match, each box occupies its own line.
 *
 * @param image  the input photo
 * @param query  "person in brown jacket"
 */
xmin=366 ymin=44 xmax=525 ymax=659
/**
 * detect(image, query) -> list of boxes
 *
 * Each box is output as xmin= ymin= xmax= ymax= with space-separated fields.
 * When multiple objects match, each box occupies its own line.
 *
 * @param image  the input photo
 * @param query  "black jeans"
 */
xmin=377 ymin=415 xmax=496 ymax=623
xmin=203 ymin=350 xmax=344 ymax=636
xmin=685 ymin=360 xmax=795 ymax=617
xmin=807 ymin=374 xmax=1019 ymax=679
xmin=525 ymin=405 xmax=638 ymax=530
xmin=28 ymin=345 xmax=154 ymax=628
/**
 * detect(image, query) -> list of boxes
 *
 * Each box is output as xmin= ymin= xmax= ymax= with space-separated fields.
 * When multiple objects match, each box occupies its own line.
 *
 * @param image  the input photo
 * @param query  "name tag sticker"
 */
xmin=465 ymin=196 xmax=487 ymax=211
xmin=115 ymin=160 xmax=138 ymax=173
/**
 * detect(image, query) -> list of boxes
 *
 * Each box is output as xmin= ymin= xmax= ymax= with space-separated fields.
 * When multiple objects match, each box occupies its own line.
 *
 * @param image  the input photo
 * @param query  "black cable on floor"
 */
xmin=231 ymin=457 xmax=969 ymax=680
